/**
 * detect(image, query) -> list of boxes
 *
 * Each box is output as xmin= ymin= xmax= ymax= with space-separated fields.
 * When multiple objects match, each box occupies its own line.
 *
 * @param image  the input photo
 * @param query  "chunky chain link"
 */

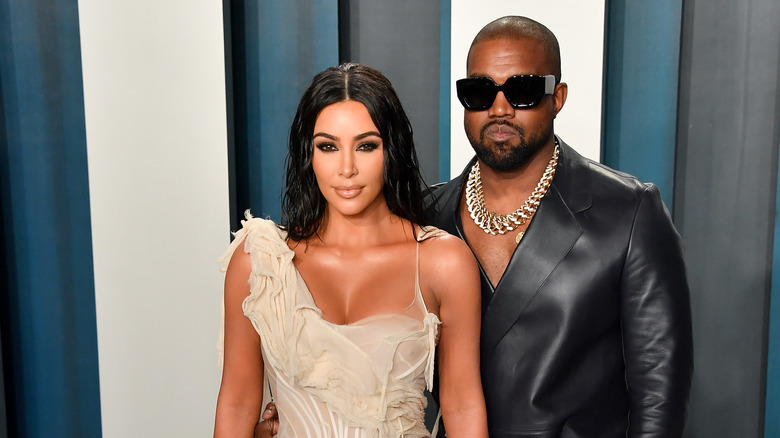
xmin=466 ymin=144 xmax=559 ymax=235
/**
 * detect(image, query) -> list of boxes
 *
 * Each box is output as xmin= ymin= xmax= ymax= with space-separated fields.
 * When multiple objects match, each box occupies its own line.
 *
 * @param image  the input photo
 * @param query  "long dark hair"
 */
xmin=281 ymin=63 xmax=429 ymax=241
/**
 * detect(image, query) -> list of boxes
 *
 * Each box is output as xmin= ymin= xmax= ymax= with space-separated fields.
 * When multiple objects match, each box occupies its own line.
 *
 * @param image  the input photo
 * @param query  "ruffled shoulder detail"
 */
xmin=217 ymin=212 xmax=302 ymax=369
xmin=417 ymin=225 xmax=449 ymax=242
xmin=224 ymin=213 xmax=322 ymax=378
xmin=217 ymin=212 xmax=290 ymax=273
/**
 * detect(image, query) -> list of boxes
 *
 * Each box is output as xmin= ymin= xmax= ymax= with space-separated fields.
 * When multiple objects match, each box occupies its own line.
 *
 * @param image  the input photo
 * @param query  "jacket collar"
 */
xmin=551 ymin=137 xmax=592 ymax=214
xmin=431 ymin=137 xmax=591 ymax=354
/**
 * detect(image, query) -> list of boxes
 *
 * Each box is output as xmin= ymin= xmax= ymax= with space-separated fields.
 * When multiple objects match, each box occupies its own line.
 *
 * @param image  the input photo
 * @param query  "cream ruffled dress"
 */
xmin=219 ymin=217 xmax=444 ymax=437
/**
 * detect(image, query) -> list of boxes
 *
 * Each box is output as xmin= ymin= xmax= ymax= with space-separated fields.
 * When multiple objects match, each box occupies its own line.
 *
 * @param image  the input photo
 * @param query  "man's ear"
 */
xmin=552 ymin=82 xmax=568 ymax=118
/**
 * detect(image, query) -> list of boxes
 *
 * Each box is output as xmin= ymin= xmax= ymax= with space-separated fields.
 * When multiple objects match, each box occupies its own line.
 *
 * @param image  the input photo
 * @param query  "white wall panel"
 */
xmin=78 ymin=1 xmax=229 ymax=435
xmin=450 ymin=2 xmax=606 ymax=174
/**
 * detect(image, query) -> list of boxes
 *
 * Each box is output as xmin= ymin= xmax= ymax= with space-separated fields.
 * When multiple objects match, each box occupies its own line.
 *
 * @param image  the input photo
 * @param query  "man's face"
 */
xmin=463 ymin=38 xmax=564 ymax=171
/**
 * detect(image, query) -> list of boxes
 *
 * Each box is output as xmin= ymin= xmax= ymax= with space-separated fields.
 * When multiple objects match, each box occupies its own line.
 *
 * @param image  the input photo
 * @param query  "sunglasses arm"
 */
xmin=545 ymin=75 xmax=556 ymax=94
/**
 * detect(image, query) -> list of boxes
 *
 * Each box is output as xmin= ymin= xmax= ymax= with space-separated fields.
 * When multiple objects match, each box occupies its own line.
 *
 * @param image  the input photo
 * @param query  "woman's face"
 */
xmin=311 ymin=100 xmax=386 ymax=219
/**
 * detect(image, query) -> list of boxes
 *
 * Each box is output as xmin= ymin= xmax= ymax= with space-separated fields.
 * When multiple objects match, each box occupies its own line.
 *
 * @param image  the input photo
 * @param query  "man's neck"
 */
xmin=477 ymin=141 xmax=557 ymax=205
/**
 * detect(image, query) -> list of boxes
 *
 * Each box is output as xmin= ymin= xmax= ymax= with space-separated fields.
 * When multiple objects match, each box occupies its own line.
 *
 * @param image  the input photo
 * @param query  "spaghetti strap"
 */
xmin=414 ymin=225 xmax=448 ymax=315
xmin=415 ymin=237 xmax=421 ymax=300
xmin=415 ymin=231 xmax=429 ymax=315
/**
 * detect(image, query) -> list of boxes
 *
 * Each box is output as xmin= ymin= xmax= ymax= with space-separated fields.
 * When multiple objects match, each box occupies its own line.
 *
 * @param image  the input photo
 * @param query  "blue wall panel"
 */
xmin=603 ymin=1 xmax=682 ymax=210
xmin=767 ymin=133 xmax=780 ymax=437
xmin=438 ymin=0 xmax=451 ymax=182
xmin=228 ymin=0 xmax=339 ymax=224
xmin=0 ymin=0 xmax=102 ymax=436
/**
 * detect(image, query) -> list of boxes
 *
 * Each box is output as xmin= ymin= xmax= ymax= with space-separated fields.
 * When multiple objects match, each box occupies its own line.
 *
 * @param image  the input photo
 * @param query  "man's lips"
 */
xmin=334 ymin=186 xmax=362 ymax=198
xmin=483 ymin=123 xmax=519 ymax=141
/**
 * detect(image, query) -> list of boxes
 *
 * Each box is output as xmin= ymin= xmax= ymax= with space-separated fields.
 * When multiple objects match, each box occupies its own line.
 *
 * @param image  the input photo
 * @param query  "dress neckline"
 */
xmin=289 ymin=226 xmax=439 ymax=327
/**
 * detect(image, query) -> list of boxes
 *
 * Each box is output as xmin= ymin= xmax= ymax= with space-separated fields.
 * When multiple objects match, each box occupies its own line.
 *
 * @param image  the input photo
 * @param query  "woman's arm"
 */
xmin=423 ymin=235 xmax=488 ymax=437
xmin=214 ymin=244 xmax=265 ymax=438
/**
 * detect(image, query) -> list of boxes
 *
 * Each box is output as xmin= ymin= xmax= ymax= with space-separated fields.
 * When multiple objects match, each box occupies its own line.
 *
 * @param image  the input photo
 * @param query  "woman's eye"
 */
xmin=315 ymin=143 xmax=337 ymax=152
xmin=357 ymin=141 xmax=380 ymax=152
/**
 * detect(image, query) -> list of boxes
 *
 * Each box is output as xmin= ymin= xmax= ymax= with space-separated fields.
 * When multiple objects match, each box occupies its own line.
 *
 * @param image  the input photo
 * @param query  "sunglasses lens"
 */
xmin=456 ymin=75 xmax=553 ymax=110
xmin=503 ymin=76 xmax=545 ymax=108
xmin=457 ymin=78 xmax=497 ymax=110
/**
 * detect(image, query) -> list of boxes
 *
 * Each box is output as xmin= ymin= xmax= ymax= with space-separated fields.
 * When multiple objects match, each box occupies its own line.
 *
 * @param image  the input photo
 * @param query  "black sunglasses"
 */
xmin=456 ymin=74 xmax=557 ymax=110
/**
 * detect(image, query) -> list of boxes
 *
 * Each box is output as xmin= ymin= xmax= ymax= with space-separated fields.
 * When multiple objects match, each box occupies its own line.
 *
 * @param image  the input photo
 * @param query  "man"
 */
xmin=425 ymin=15 xmax=693 ymax=437
xmin=255 ymin=15 xmax=693 ymax=438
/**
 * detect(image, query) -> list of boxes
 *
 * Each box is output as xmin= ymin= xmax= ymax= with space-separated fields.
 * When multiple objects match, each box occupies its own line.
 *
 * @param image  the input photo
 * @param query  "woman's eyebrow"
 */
xmin=354 ymin=131 xmax=381 ymax=141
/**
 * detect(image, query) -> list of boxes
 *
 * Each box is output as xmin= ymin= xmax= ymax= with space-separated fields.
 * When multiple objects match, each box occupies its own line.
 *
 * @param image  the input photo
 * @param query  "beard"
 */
xmin=466 ymin=119 xmax=553 ymax=172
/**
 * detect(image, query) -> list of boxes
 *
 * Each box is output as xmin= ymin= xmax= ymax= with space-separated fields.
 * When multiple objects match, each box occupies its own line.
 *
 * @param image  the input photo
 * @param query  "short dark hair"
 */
xmin=282 ymin=63 xmax=428 ymax=241
xmin=469 ymin=16 xmax=562 ymax=80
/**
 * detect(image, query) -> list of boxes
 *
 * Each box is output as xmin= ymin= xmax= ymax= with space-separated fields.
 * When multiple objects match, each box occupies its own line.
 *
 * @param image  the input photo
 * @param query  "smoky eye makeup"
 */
xmin=314 ymin=142 xmax=338 ymax=152
xmin=356 ymin=141 xmax=380 ymax=152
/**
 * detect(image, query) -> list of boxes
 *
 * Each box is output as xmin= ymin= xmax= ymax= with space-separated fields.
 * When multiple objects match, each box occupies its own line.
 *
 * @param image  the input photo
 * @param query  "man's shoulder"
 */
xmin=424 ymin=174 xmax=464 ymax=209
xmin=589 ymin=159 xmax=650 ymax=193
xmin=428 ymin=175 xmax=463 ymax=195
xmin=560 ymin=142 xmax=654 ymax=201
xmin=422 ymin=174 xmax=466 ymax=232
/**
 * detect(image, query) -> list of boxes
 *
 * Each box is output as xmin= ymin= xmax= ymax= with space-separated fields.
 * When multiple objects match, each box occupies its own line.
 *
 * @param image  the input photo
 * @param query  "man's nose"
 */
xmin=488 ymin=91 xmax=515 ymax=118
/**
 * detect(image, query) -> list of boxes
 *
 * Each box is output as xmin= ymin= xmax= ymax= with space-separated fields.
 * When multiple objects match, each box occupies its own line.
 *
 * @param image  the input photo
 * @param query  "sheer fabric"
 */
xmin=219 ymin=216 xmax=443 ymax=437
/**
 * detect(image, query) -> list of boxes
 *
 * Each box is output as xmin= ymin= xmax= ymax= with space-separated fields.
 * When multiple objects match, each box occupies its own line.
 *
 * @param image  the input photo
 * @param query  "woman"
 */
xmin=214 ymin=63 xmax=487 ymax=437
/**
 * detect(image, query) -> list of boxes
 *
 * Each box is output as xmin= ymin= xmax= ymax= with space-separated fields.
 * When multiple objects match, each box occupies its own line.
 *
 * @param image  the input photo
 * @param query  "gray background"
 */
xmin=675 ymin=0 xmax=780 ymax=435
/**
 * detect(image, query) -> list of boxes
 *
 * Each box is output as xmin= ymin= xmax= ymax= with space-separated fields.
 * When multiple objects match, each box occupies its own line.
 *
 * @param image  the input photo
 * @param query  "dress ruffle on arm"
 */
xmin=217 ymin=213 xmax=316 ymax=371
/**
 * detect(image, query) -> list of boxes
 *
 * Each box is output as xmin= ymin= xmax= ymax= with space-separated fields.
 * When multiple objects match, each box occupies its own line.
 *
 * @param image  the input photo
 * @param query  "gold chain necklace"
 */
xmin=466 ymin=144 xmax=560 ymax=243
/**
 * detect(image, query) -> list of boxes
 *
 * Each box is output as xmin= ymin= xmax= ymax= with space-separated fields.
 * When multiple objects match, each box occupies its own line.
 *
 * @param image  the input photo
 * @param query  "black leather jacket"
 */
xmin=425 ymin=138 xmax=693 ymax=437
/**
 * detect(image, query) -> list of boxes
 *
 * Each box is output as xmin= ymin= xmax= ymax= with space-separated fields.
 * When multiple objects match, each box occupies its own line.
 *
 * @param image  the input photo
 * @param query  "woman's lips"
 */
xmin=334 ymin=186 xmax=362 ymax=198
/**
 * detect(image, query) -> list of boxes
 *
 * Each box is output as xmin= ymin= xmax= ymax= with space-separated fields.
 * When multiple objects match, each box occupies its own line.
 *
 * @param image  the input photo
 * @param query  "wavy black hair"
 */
xmin=281 ymin=63 xmax=429 ymax=241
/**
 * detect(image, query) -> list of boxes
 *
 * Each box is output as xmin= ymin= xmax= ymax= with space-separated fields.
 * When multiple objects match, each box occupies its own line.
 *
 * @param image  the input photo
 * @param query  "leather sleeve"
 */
xmin=620 ymin=184 xmax=694 ymax=437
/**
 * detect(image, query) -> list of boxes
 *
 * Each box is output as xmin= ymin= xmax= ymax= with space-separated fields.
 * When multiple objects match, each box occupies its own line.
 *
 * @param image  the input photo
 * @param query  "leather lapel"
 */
xmin=434 ymin=142 xmax=590 ymax=353
xmin=480 ymin=159 xmax=584 ymax=355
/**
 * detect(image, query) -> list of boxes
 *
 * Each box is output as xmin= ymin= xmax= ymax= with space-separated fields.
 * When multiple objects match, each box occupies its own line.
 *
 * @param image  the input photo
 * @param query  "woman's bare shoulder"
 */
xmin=226 ymin=242 xmax=251 ymax=269
xmin=223 ymin=239 xmax=252 ymax=297
xmin=418 ymin=228 xmax=480 ymax=318
xmin=419 ymin=230 xmax=478 ymax=278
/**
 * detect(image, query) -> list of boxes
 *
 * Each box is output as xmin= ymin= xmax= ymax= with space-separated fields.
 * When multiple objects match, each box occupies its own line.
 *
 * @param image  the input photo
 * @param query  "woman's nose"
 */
xmin=338 ymin=152 xmax=357 ymax=177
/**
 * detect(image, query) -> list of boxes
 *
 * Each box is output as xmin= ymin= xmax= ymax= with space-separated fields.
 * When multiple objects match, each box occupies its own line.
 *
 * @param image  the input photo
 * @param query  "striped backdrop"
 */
xmin=1 ymin=1 xmax=778 ymax=437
